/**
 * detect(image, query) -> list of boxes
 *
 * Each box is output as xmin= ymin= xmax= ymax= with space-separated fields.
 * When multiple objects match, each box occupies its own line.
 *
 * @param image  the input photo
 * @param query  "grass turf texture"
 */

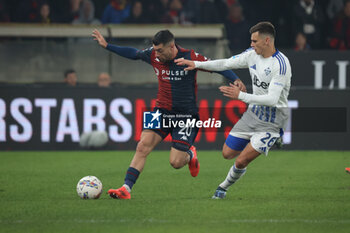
xmin=0 ymin=151 xmax=350 ymax=233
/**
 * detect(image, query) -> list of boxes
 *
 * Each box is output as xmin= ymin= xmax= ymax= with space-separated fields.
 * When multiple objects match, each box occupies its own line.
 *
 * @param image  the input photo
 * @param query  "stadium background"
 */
xmin=0 ymin=1 xmax=350 ymax=233
xmin=0 ymin=0 xmax=349 ymax=150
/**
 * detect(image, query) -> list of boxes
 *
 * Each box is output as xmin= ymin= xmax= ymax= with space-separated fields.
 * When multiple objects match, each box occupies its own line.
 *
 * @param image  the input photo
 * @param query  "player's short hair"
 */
xmin=152 ymin=30 xmax=175 ymax=46
xmin=64 ymin=69 xmax=76 ymax=78
xmin=249 ymin=22 xmax=275 ymax=39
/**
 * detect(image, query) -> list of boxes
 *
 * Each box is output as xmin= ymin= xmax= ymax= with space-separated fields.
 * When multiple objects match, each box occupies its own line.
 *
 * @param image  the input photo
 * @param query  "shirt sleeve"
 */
xmin=135 ymin=47 xmax=153 ymax=64
xmin=238 ymin=69 xmax=288 ymax=106
xmin=106 ymin=44 xmax=153 ymax=64
xmin=190 ymin=49 xmax=239 ymax=81
xmin=193 ymin=49 xmax=253 ymax=71
xmin=106 ymin=44 xmax=139 ymax=60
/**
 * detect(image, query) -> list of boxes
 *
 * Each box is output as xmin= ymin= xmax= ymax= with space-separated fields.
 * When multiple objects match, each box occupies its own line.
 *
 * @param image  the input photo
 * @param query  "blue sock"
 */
xmin=217 ymin=186 xmax=227 ymax=192
xmin=124 ymin=167 xmax=140 ymax=190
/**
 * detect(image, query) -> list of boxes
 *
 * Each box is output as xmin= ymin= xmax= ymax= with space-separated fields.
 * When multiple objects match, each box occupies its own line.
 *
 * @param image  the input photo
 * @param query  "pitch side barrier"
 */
xmin=0 ymin=24 xmax=224 ymax=39
xmin=1 ymin=24 xmax=350 ymax=87
xmin=0 ymin=24 xmax=227 ymax=84
xmin=0 ymin=85 xmax=348 ymax=150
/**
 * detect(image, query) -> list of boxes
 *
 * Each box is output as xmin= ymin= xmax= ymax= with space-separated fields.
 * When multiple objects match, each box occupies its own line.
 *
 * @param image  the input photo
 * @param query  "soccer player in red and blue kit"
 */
xmin=92 ymin=29 xmax=246 ymax=199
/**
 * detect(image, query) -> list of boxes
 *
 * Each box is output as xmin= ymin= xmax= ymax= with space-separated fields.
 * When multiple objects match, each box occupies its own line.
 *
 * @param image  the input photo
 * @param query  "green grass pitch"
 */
xmin=1 ymin=150 xmax=350 ymax=233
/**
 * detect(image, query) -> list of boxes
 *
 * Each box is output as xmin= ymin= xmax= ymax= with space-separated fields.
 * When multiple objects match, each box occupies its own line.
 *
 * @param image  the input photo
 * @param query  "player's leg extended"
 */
xmin=217 ymin=135 xmax=249 ymax=188
xmin=213 ymin=143 xmax=260 ymax=199
xmin=212 ymin=134 xmax=249 ymax=199
xmin=220 ymin=142 xmax=261 ymax=190
xmin=108 ymin=130 xmax=162 ymax=199
xmin=214 ymin=131 xmax=279 ymax=199
xmin=129 ymin=130 xmax=163 ymax=172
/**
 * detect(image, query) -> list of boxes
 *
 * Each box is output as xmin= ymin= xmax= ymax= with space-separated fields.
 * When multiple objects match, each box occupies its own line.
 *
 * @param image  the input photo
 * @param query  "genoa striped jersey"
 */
xmin=136 ymin=45 xmax=211 ymax=114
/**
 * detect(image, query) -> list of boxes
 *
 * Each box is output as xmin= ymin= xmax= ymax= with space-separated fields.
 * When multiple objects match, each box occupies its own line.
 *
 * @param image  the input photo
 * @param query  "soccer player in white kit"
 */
xmin=175 ymin=22 xmax=292 ymax=199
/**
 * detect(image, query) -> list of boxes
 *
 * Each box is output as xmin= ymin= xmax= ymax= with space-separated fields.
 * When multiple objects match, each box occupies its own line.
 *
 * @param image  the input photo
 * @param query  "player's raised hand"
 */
xmin=219 ymin=83 xmax=240 ymax=99
xmin=233 ymin=79 xmax=247 ymax=92
xmin=175 ymin=58 xmax=196 ymax=71
xmin=92 ymin=29 xmax=107 ymax=48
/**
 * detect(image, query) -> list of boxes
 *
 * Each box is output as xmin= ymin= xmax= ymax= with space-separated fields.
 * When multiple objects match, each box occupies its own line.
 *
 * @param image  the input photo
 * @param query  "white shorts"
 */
xmin=229 ymin=119 xmax=280 ymax=155
xmin=230 ymin=131 xmax=280 ymax=155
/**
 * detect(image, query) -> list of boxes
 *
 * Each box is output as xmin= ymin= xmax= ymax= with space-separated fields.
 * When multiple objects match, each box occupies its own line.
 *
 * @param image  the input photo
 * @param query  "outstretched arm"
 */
xmin=175 ymin=57 xmax=246 ymax=92
xmin=176 ymin=49 xmax=252 ymax=71
xmin=92 ymin=29 xmax=139 ymax=60
xmin=175 ymin=57 xmax=235 ymax=71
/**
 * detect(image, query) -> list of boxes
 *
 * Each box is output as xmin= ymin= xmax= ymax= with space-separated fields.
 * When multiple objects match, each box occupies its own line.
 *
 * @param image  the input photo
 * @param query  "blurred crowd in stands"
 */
xmin=0 ymin=0 xmax=350 ymax=50
xmin=63 ymin=69 xmax=112 ymax=87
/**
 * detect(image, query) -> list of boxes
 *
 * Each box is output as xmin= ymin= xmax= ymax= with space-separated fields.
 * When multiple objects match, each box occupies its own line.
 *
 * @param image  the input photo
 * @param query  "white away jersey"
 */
xmin=195 ymin=48 xmax=292 ymax=130
xmin=228 ymin=48 xmax=291 ymax=107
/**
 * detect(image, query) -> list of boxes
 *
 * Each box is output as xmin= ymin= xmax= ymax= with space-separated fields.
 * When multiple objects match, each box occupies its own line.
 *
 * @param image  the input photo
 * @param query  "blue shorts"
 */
xmin=225 ymin=134 xmax=250 ymax=151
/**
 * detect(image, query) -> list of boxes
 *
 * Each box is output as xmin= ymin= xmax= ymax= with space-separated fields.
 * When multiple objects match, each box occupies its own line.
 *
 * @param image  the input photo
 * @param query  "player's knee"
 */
xmin=222 ymin=146 xmax=240 ymax=160
xmin=169 ymin=158 xmax=184 ymax=169
xmin=222 ymin=150 xmax=235 ymax=160
xmin=136 ymin=140 xmax=152 ymax=156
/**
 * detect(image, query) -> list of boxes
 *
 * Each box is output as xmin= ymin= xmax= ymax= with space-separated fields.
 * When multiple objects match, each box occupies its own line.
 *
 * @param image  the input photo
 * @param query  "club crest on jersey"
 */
xmin=264 ymin=67 xmax=271 ymax=76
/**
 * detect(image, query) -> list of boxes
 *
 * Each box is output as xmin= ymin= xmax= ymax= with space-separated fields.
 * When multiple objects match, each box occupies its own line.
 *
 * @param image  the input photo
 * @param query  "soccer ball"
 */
xmin=76 ymin=176 xmax=103 ymax=199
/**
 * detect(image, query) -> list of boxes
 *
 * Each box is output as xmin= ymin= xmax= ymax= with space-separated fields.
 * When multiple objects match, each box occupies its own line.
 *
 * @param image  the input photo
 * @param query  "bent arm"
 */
xmin=106 ymin=44 xmax=139 ymax=60
xmin=238 ymin=83 xmax=284 ymax=106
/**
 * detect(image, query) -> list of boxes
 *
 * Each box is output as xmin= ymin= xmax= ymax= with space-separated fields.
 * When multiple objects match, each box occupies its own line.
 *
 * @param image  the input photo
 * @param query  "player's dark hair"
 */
xmin=249 ymin=22 xmax=276 ymax=38
xmin=64 ymin=69 xmax=76 ymax=78
xmin=152 ymin=30 xmax=175 ymax=46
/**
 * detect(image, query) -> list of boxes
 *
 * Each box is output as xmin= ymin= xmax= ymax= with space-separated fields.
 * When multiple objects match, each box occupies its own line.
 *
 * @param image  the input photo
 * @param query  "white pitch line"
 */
xmin=224 ymin=219 xmax=350 ymax=224
xmin=1 ymin=219 xmax=350 ymax=224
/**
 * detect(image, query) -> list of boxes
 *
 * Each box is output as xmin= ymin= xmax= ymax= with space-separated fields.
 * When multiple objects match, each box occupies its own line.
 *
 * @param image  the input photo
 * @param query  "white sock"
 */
xmin=123 ymin=184 xmax=131 ymax=193
xmin=219 ymin=164 xmax=246 ymax=190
